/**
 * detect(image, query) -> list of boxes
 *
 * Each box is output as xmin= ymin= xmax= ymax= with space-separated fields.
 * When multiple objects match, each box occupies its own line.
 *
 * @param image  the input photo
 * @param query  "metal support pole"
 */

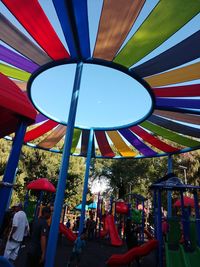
xmin=78 ymin=129 xmax=94 ymax=235
xmin=45 ymin=62 xmax=83 ymax=267
xmin=193 ymin=190 xmax=200 ymax=246
xmin=167 ymin=155 xmax=172 ymax=218
xmin=0 ymin=121 xmax=27 ymax=227
xmin=157 ymin=190 xmax=163 ymax=267
xmin=180 ymin=191 xmax=189 ymax=243
xmin=141 ymin=200 xmax=145 ymax=243
xmin=153 ymin=190 xmax=157 ymax=239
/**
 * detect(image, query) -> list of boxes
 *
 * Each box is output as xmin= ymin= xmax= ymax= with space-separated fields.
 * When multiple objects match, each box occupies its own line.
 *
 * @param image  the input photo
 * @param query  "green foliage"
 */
xmin=0 ymin=139 xmax=87 ymax=208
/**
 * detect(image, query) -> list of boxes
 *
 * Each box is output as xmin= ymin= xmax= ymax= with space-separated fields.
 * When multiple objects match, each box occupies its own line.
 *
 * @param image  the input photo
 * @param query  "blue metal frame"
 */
xmin=78 ymin=128 xmax=94 ymax=234
xmin=27 ymin=58 xmax=155 ymax=131
xmin=141 ymin=199 xmax=145 ymax=243
xmin=45 ymin=62 xmax=83 ymax=267
xmin=157 ymin=190 xmax=163 ymax=267
xmin=0 ymin=121 xmax=27 ymax=227
xmin=167 ymin=155 xmax=173 ymax=218
xmin=193 ymin=190 xmax=200 ymax=247
xmin=180 ymin=190 xmax=190 ymax=243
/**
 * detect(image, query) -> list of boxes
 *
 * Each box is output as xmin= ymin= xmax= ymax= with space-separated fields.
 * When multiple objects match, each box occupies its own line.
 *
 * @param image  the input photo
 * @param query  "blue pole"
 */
xmin=193 ymin=190 xmax=200 ymax=246
xmin=141 ymin=200 xmax=145 ymax=243
xmin=167 ymin=155 xmax=172 ymax=218
xmin=78 ymin=129 xmax=94 ymax=235
xmin=180 ymin=191 xmax=189 ymax=243
xmin=110 ymin=196 xmax=113 ymax=215
xmin=45 ymin=62 xmax=83 ymax=267
xmin=153 ymin=190 xmax=157 ymax=238
xmin=157 ymin=190 xmax=163 ymax=267
xmin=0 ymin=121 xmax=27 ymax=227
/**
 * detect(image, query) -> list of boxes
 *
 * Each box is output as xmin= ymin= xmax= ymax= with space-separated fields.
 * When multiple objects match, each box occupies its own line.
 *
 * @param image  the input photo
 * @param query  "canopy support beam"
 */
xmin=79 ymin=128 xmax=94 ymax=235
xmin=0 ymin=121 xmax=27 ymax=227
xmin=45 ymin=62 xmax=83 ymax=267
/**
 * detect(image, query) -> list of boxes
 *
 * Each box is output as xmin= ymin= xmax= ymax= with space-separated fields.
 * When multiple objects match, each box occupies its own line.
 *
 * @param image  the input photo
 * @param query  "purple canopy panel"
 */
xmin=119 ymin=128 xmax=157 ymax=156
xmin=0 ymin=44 xmax=39 ymax=73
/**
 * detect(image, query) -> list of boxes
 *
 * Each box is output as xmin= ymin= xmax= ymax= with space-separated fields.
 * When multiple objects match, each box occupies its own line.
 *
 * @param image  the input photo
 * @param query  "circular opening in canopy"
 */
xmin=29 ymin=61 xmax=153 ymax=130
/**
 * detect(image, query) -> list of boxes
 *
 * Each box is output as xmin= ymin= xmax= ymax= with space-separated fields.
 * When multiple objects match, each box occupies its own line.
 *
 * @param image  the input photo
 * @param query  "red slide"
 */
xmin=59 ymin=223 xmax=76 ymax=242
xmin=106 ymin=239 xmax=158 ymax=266
xmin=106 ymin=215 xmax=123 ymax=246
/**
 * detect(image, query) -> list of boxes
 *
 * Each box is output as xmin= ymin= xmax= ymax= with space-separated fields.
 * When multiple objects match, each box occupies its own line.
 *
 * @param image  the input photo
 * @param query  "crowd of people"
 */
xmin=0 ymin=203 xmax=51 ymax=267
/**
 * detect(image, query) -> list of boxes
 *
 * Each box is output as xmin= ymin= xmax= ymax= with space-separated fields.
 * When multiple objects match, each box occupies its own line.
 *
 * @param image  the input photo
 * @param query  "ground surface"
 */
xmin=14 ymin=236 xmax=158 ymax=267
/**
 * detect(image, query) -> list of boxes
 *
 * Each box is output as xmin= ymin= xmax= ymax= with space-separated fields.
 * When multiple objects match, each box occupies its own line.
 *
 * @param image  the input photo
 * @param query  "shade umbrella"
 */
xmin=27 ymin=178 xmax=56 ymax=193
xmin=173 ymin=196 xmax=196 ymax=208
xmin=88 ymin=202 xmax=97 ymax=209
xmin=75 ymin=204 xmax=88 ymax=211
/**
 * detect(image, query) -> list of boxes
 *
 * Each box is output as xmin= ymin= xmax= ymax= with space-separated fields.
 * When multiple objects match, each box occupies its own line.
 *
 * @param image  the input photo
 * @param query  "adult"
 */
xmin=26 ymin=206 xmax=51 ymax=267
xmin=4 ymin=203 xmax=29 ymax=263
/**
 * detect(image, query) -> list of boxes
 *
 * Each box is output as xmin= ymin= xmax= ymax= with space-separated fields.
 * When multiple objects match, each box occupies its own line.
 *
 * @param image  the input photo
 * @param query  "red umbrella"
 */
xmin=173 ymin=196 xmax=196 ymax=208
xmin=27 ymin=178 xmax=56 ymax=193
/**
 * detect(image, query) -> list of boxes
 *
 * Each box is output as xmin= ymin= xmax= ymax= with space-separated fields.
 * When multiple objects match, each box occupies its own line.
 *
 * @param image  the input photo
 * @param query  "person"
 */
xmin=0 ymin=209 xmax=14 ymax=255
xmin=87 ymin=216 xmax=96 ymax=240
xmin=26 ymin=206 xmax=51 ymax=267
xmin=66 ymin=219 xmax=71 ymax=229
xmin=124 ymin=219 xmax=138 ymax=250
xmin=4 ymin=203 xmax=29 ymax=263
xmin=67 ymin=231 xmax=86 ymax=267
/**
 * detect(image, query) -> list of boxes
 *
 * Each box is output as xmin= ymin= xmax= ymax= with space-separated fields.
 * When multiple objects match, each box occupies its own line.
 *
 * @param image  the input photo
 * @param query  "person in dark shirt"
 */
xmin=26 ymin=206 xmax=51 ymax=267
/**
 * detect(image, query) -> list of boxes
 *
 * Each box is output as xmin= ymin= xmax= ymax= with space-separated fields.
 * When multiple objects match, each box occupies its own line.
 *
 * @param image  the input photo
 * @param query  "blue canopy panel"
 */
xmin=148 ymin=115 xmax=200 ymax=138
xmin=53 ymin=0 xmax=90 ymax=59
xmin=53 ymin=0 xmax=77 ymax=59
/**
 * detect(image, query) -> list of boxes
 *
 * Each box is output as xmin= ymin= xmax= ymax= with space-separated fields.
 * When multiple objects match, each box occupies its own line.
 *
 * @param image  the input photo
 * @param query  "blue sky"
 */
xmin=1 ymin=0 xmax=199 ymax=130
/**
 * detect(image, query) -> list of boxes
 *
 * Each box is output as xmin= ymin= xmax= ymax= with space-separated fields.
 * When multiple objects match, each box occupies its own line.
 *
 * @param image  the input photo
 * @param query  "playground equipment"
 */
xmin=25 ymin=178 xmax=56 ymax=221
xmin=1 ymin=2 xmax=200 ymax=267
xmin=150 ymin=173 xmax=200 ymax=267
xmin=59 ymin=223 xmax=76 ymax=242
xmin=106 ymin=239 xmax=158 ymax=266
xmin=106 ymin=215 xmax=123 ymax=246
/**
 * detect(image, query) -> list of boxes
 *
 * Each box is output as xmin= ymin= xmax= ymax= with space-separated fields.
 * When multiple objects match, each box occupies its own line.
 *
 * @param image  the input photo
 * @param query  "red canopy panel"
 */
xmin=24 ymin=120 xmax=58 ymax=143
xmin=2 ymin=0 xmax=69 ymax=60
xmin=95 ymin=131 xmax=115 ymax=157
xmin=27 ymin=178 xmax=56 ymax=193
xmin=0 ymin=74 xmax=37 ymax=121
xmin=152 ymin=84 xmax=200 ymax=97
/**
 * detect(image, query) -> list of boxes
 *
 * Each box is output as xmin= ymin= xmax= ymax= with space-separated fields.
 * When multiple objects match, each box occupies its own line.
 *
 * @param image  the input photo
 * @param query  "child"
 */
xmin=67 ymin=231 xmax=86 ymax=267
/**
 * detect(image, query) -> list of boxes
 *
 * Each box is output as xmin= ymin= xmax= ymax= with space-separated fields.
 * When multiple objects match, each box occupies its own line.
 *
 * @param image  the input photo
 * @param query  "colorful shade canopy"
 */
xmin=1 ymin=0 xmax=200 ymax=159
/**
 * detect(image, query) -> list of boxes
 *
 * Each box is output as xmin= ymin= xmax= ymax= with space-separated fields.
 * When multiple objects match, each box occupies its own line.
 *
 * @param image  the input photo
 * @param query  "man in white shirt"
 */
xmin=4 ymin=203 xmax=29 ymax=262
